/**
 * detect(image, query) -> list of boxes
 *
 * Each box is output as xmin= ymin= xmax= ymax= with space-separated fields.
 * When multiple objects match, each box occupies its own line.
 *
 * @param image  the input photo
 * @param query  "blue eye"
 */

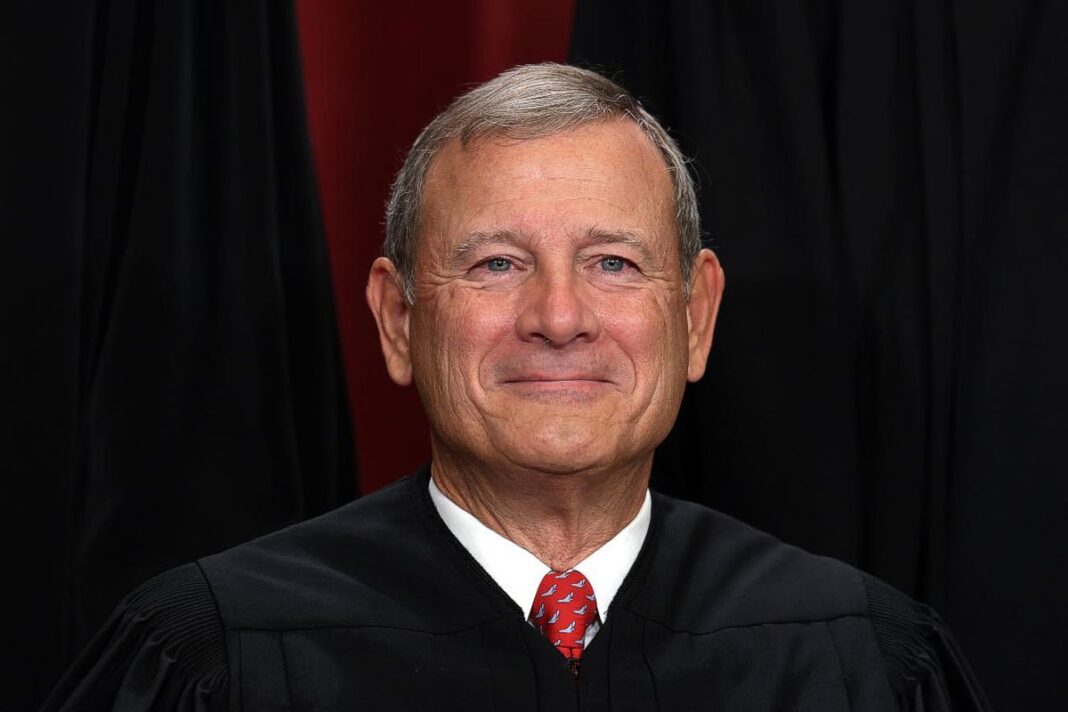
xmin=485 ymin=257 xmax=511 ymax=272
xmin=600 ymin=256 xmax=627 ymax=272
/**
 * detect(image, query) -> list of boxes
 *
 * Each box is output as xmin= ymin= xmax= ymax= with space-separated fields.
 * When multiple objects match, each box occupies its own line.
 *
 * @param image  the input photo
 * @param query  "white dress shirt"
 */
xmin=428 ymin=477 xmax=651 ymax=645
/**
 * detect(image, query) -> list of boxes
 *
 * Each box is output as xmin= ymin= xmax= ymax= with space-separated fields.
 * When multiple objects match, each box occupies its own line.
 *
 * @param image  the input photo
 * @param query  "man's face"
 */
xmin=381 ymin=120 xmax=716 ymax=475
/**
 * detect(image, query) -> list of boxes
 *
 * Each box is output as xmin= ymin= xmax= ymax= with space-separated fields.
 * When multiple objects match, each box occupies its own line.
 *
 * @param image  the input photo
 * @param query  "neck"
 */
xmin=430 ymin=446 xmax=650 ymax=571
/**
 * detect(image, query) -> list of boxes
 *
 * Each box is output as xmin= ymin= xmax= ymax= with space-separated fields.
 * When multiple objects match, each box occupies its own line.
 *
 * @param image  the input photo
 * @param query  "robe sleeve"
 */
xmin=863 ymin=574 xmax=992 ymax=711
xmin=42 ymin=563 xmax=229 ymax=711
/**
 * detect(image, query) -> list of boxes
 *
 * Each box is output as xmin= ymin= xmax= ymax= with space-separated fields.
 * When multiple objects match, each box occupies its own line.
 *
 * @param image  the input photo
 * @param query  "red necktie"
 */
xmin=528 ymin=569 xmax=599 ymax=659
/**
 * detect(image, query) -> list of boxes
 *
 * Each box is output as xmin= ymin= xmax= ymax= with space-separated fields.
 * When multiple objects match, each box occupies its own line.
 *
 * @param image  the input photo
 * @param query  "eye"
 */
xmin=484 ymin=257 xmax=512 ymax=272
xmin=599 ymin=256 xmax=629 ymax=273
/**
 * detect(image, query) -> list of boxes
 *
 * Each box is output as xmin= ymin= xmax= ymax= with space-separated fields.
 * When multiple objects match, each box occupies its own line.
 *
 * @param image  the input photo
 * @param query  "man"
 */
xmin=46 ymin=63 xmax=989 ymax=710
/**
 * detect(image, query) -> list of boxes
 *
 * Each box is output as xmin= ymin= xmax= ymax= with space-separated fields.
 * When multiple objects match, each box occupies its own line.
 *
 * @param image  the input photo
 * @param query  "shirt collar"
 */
xmin=428 ymin=476 xmax=651 ymax=621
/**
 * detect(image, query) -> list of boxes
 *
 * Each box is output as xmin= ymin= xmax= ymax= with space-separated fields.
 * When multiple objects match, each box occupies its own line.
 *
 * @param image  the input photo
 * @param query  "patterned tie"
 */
xmin=528 ymin=569 xmax=599 ymax=659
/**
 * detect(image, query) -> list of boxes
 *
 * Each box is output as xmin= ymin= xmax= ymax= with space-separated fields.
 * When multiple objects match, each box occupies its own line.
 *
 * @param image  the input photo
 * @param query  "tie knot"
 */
xmin=529 ymin=569 xmax=599 ymax=659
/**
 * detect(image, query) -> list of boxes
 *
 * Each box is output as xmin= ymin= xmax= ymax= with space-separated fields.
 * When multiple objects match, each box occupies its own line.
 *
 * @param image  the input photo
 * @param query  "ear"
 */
xmin=685 ymin=249 xmax=725 ymax=382
xmin=365 ymin=257 xmax=414 ymax=386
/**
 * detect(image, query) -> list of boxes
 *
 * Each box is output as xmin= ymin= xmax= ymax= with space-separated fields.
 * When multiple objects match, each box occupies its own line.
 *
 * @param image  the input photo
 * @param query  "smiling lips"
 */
xmin=502 ymin=374 xmax=611 ymax=384
xmin=493 ymin=359 xmax=617 ymax=394
xmin=498 ymin=374 xmax=614 ymax=399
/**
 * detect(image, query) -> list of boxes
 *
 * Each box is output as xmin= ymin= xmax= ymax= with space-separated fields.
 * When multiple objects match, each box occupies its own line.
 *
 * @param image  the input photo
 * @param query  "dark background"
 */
xmin=3 ymin=0 xmax=1064 ymax=709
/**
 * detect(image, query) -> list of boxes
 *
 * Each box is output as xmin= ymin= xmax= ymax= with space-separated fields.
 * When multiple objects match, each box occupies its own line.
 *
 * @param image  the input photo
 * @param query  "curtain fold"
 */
xmin=294 ymin=0 xmax=575 ymax=492
xmin=2 ymin=1 xmax=354 ymax=707
xmin=571 ymin=1 xmax=1067 ymax=708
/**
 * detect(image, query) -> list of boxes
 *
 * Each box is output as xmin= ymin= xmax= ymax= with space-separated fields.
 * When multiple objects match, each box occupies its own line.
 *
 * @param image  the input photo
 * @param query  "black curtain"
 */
xmin=572 ymin=1 xmax=1067 ymax=709
xmin=1 ymin=1 xmax=354 ymax=708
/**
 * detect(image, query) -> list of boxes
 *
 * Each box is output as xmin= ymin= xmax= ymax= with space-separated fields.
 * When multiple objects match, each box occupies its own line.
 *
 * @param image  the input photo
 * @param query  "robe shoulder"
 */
xmin=861 ymin=573 xmax=992 ymax=710
xmin=632 ymin=494 xmax=991 ymax=710
xmin=43 ymin=473 xmax=463 ymax=711
xmin=41 ymin=562 xmax=229 ymax=711
xmin=46 ymin=473 xmax=990 ymax=710
xmin=196 ymin=472 xmax=514 ymax=632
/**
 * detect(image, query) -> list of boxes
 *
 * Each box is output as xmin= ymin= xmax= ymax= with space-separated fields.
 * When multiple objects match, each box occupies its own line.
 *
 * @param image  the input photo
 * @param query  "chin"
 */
xmin=499 ymin=421 xmax=612 ymax=474
xmin=508 ymin=451 xmax=600 ymax=475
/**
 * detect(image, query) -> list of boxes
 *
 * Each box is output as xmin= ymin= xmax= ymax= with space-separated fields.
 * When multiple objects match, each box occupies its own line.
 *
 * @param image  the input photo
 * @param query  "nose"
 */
xmin=515 ymin=268 xmax=600 ymax=347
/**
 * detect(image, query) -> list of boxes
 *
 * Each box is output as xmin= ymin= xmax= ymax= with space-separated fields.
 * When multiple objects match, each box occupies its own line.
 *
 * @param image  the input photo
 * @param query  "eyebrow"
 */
xmin=452 ymin=230 xmax=523 ymax=260
xmin=581 ymin=227 xmax=657 ymax=264
xmin=450 ymin=227 xmax=657 ymax=265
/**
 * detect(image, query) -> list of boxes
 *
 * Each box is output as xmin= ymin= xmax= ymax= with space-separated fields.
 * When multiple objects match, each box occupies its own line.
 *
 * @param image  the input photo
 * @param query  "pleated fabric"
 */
xmin=2 ymin=2 xmax=354 ymax=706
xmin=44 ymin=565 xmax=228 ymax=711
xmin=570 ymin=2 xmax=1068 ymax=707
xmin=44 ymin=467 xmax=990 ymax=710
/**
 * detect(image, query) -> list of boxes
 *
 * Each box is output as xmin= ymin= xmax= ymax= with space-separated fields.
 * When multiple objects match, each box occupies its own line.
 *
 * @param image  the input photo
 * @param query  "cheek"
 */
xmin=412 ymin=292 xmax=514 ymax=399
xmin=600 ymin=292 xmax=689 ymax=377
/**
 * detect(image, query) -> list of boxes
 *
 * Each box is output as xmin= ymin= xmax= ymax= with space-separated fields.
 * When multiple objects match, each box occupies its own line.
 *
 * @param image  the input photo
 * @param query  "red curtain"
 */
xmin=295 ymin=1 xmax=575 ymax=492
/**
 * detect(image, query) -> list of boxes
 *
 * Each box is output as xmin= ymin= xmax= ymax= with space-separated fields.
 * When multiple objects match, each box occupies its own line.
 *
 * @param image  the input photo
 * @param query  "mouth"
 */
xmin=501 ymin=375 xmax=612 ymax=385
xmin=498 ymin=376 xmax=613 ymax=400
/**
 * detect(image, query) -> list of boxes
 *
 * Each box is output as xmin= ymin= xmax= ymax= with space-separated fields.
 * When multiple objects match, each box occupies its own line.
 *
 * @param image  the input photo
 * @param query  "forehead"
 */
xmin=418 ymin=119 xmax=676 ymax=254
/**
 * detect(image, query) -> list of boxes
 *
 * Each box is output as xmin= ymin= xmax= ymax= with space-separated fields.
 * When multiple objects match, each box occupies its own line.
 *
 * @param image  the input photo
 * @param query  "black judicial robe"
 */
xmin=45 ymin=466 xmax=990 ymax=711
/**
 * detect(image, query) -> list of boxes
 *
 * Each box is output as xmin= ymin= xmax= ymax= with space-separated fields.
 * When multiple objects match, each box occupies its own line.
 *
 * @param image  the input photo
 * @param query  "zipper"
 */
xmin=570 ymin=658 xmax=581 ymax=683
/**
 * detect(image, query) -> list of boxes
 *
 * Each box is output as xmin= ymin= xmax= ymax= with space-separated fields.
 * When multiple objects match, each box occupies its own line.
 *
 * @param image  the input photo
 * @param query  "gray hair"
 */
xmin=384 ymin=62 xmax=701 ymax=302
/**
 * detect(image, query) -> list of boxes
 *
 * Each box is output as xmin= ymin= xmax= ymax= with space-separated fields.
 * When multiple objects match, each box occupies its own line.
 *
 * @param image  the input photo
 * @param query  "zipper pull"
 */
xmin=569 ymin=658 xmax=581 ymax=682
